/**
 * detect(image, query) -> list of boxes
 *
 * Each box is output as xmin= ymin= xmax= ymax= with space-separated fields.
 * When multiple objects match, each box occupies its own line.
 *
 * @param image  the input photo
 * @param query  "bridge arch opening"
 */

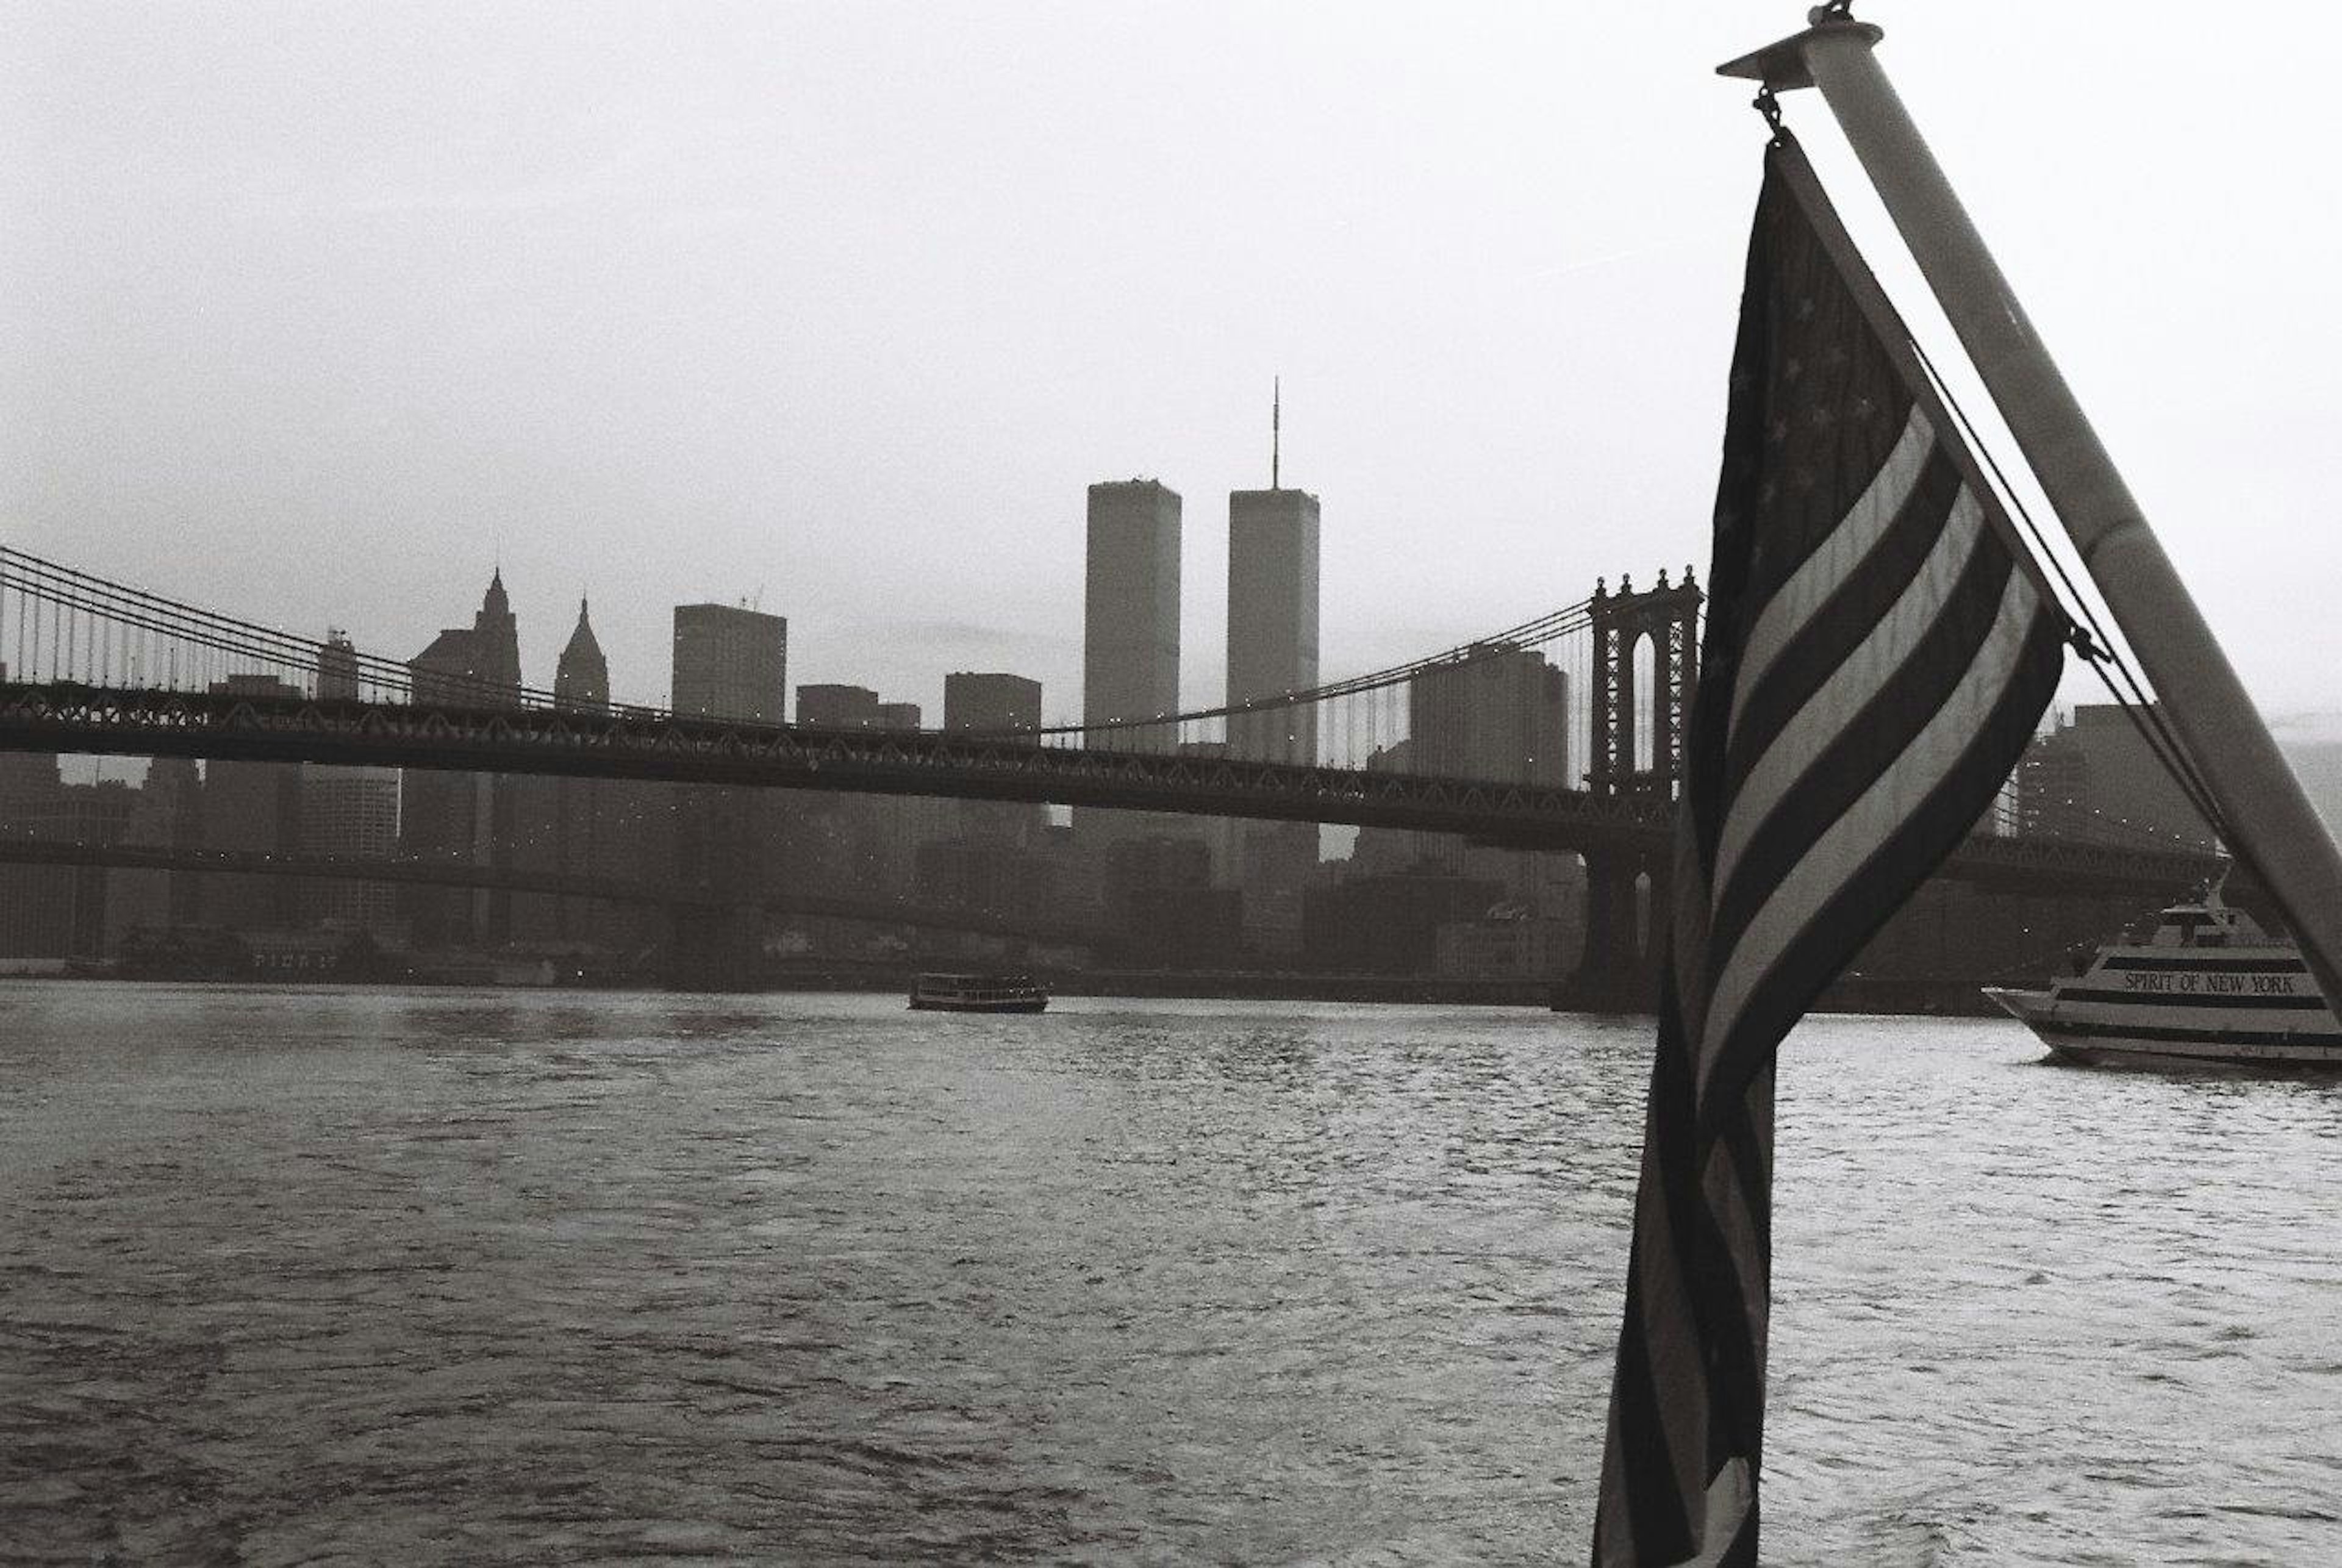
xmin=1630 ymin=632 xmax=1657 ymax=776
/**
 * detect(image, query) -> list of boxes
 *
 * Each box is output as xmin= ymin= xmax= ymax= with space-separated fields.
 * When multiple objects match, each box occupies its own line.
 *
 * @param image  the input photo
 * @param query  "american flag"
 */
xmin=1590 ymin=132 xmax=2068 ymax=1567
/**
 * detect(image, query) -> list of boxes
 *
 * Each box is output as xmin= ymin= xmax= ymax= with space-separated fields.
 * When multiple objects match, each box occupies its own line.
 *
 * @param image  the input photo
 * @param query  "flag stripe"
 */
xmin=1724 ymin=448 xmax=1963 ymax=776
xmin=1700 ymin=567 xmax=2049 ymax=1089
xmin=1707 ymin=529 xmax=2021 ymax=967
xmin=1700 ymin=605 xmax=2067 ymax=1123
xmin=1713 ymin=485 xmax=1986 ymax=897
xmin=1727 ymin=404 xmax=1934 ymax=734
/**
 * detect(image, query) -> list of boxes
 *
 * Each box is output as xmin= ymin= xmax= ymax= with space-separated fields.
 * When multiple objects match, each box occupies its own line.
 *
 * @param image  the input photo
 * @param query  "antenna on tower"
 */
xmin=1271 ymin=376 xmax=1281 ymax=490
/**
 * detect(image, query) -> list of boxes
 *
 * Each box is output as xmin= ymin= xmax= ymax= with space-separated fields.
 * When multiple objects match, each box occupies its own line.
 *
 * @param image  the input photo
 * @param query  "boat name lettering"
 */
xmin=2121 ymin=970 xmax=2294 ymax=996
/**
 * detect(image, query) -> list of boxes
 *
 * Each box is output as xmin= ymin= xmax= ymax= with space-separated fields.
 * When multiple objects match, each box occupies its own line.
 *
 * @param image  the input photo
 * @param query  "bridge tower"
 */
xmin=1571 ymin=568 xmax=1702 ymax=1012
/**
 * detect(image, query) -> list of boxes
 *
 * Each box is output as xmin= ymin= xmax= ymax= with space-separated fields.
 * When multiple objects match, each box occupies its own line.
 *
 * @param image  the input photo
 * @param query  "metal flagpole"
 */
xmin=1719 ymin=7 xmax=2342 ymax=1012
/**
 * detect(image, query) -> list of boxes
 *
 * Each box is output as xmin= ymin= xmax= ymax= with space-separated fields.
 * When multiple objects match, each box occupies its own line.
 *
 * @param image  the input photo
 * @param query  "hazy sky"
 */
xmin=6 ymin=2 xmax=2339 ymax=737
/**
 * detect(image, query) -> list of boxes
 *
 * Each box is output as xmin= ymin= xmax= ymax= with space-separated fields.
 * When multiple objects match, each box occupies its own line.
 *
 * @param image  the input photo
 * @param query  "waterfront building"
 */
xmin=205 ymin=675 xmax=305 ymax=934
xmin=298 ymin=764 xmax=400 ymax=937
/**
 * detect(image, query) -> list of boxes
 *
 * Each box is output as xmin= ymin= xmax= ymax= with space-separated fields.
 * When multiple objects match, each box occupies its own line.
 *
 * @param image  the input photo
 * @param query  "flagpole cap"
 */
xmin=1716 ymin=16 xmax=1883 ymax=92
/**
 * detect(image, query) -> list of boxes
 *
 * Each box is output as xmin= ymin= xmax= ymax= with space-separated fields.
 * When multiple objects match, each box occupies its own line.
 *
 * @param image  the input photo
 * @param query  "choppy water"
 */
xmin=1 ymin=984 xmax=2338 ymax=1566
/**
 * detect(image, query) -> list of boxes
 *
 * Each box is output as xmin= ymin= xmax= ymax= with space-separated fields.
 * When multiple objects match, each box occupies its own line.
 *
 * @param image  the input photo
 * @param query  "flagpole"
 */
xmin=1720 ymin=10 xmax=2342 ymax=1011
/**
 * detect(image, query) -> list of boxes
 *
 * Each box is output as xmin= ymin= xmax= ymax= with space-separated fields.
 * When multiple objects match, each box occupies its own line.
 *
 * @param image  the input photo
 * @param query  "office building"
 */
xmin=674 ymin=603 xmax=787 ymax=723
xmin=206 ymin=675 xmax=305 ymax=933
xmin=1083 ymin=479 xmax=1181 ymax=745
xmin=1226 ymin=486 xmax=1320 ymax=766
xmin=401 ymin=572 xmax=525 ymax=947
xmin=299 ymin=764 xmax=400 ymax=936
xmin=944 ymin=673 xmax=1043 ymax=734
xmin=797 ymin=684 xmax=881 ymax=728
xmin=2018 ymin=703 xmax=2217 ymax=851
xmin=317 ymin=631 xmax=360 ymax=701
xmin=944 ymin=673 xmax=1046 ymax=845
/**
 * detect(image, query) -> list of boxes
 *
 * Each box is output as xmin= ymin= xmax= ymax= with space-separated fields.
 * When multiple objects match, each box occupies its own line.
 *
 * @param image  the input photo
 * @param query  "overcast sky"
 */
xmin=5 ymin=1 xmax=2339 ymax=739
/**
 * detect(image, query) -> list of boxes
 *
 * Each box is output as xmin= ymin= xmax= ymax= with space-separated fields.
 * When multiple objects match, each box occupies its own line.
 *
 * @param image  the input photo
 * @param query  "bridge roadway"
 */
xmin=0 ymin=835 xmax=1096 ymax=947
xmin=0 ymin=681 xmax=2227 ymax=899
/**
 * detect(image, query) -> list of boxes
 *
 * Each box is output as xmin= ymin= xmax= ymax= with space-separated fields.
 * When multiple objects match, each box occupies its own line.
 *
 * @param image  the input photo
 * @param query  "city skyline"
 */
xmin=7 ymin=4 xmax=2341 ymax=738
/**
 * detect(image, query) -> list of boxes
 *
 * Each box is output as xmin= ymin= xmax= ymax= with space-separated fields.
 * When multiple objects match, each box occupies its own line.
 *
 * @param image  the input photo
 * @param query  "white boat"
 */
xmin=907 ymin=972 xmax=1048 ymax=1014
xmin=1985 ymin=887 xmax=2342 ymax=1069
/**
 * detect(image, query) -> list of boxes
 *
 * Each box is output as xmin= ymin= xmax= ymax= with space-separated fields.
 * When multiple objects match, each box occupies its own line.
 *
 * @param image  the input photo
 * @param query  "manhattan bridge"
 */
xmin=0 ymin=544 xmax=2224 ymax=1002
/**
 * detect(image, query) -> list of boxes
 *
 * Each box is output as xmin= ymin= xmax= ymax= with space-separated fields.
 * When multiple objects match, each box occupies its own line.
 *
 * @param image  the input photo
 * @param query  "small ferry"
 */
xmin=907 ymin=972 xmax=1048 ymax=1014
xmin=1984 ymin=887 xmax=2342 ymax=1069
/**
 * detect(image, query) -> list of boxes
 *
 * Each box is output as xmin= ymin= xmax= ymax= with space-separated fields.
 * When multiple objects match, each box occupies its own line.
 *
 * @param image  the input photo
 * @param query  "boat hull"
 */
xmin=907 ymin=996 xmax=1047 ymax=1014
xmin=1984 ymin=985 xmax=2342 ymax=1070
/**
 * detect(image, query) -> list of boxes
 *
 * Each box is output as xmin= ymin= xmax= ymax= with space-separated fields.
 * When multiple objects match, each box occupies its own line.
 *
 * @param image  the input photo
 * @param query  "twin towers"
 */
xmin=1082 ymin=466 xmax=1319 ymax=766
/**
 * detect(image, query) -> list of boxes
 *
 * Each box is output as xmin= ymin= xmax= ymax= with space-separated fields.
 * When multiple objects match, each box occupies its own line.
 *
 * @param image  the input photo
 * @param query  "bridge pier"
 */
xmin=1562 ymin=845 xmax=1666 ymax=1014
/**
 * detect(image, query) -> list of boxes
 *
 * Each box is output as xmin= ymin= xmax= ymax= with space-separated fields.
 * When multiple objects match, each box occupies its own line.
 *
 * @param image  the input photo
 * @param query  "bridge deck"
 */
xmin=0 ymin=681 xmax=2226 ymax=897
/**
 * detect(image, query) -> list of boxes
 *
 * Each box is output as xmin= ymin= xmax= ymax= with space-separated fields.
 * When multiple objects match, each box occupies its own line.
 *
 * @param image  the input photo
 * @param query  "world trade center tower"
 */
xmin=1082 ymin=478 xmax=1182 ymax=751
xmin=1225 ymin=484 xmax=1319 ymax=766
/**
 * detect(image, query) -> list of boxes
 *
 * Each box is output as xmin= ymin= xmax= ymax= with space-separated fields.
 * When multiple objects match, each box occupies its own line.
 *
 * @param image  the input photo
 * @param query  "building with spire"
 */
xmin=401 ymin=570 xmax=526 ymax=948
xmin=510 ymin=595 xmax=666 ymax=955
xmin=556 ymin=598 xmax=610 ymax=712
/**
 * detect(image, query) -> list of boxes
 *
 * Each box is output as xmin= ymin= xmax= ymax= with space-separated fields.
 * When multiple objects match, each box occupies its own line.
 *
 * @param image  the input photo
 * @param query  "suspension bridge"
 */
xmin=0 ymin=545 xmax=2227 ymax=1000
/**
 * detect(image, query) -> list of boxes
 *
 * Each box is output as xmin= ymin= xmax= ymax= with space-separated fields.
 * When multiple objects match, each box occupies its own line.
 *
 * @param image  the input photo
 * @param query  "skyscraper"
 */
xmin=1226 ymin=485 xmax=1320 ymax=765
xmin=206 ymin=675 xmax=305 ymax=933
xmin=1408 ymin=645 xmax=1568 ymax=786
xmin=944 ymin=673 xmax=1047 ymax=843
xmin=1083 ymin=479 xmax=1181 ymax=746
xmin=317 ymin=631 xmax=360 ymax=701
xmin=555 ymin=599 xmax=609 ymax=712
xmin=673 ymin=604 xmax=787 ymax=723
xmin=299 ymin=764 xmax=400 ymax=935
xmin=401 ymin=571 xmax=525 ymax=947
xmin=944 ymin=673 xmax=1043 ymax=734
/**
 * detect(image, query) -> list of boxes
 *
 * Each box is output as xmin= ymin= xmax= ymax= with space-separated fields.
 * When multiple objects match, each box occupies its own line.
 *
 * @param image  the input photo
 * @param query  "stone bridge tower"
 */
xmin=1571 ymin=568 xmax=1702 ymax=1012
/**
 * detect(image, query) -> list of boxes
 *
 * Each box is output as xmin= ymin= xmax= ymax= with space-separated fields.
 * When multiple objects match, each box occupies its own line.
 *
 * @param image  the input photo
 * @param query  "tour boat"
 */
xmin=907 ymin=972 xmax=1048 ymax=1014
xmin=1984 ymin=887 xmax=2342 ymax=1069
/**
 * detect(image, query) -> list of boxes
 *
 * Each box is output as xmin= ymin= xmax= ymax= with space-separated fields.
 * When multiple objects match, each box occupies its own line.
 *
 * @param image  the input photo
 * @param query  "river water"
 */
xmin=1 ymin=984 xmax=2337 ymax=1566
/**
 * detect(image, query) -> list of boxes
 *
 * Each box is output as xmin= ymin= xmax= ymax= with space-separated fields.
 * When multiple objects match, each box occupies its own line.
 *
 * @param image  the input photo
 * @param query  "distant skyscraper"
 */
xmin=206 ymin=675 xmax=305 ymax=933
xmin=673 ymin=604 xmax=787 ymax=723
xmin=401 ymin=571 xmax=526 ymax=947
xmin=555 ymin=599 xmax=609 ymax=712
xmin=1225 ymin=485 xmax=1319 ymax=765
xmin=317 ymin=631 xmax=360 ymax=701
xmin=1408 ymin=644 xmax=1567 ymax=786
xmin=1083 ymin=478 xmax=1181 ymax=746
xmin=877 ymin=701 xmax=921 ymax=731
xmin=944 ymin=673 xmax=1042 ymax=733
xmin=797 ymin=684 xmax=881 ymax=728
xmin=944 ymin=673 xmax=1046 ymax=844
xmin=299 ymin=764 xmax=399 ymax=935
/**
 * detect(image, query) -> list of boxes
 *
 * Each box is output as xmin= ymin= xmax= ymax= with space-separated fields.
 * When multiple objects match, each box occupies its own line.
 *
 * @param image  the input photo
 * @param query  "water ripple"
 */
xmin=1 ymin=986 xmax=2337 ymax=1563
